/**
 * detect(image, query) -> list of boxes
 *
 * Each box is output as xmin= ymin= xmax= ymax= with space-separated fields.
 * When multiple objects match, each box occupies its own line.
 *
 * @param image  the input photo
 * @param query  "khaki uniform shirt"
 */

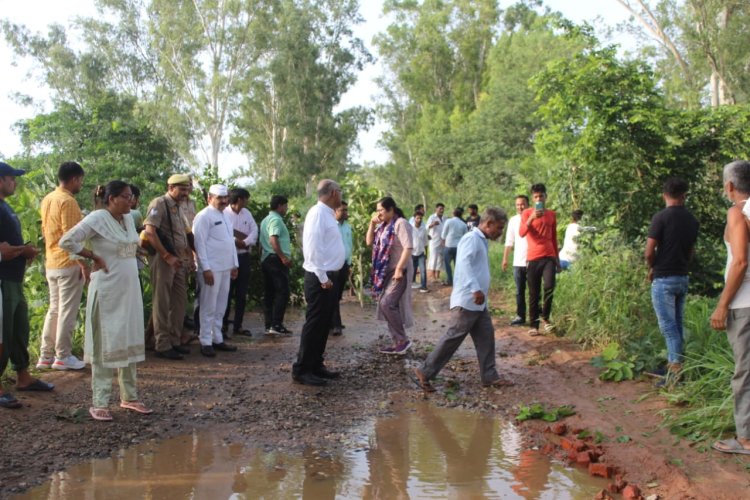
xmin=144 ymin=194 xmax=191 ymax=262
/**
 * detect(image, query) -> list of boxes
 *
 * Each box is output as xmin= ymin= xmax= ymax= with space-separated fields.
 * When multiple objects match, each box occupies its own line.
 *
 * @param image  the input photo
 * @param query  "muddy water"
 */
xmin=19 ymin=403 xmax=605 ymax=499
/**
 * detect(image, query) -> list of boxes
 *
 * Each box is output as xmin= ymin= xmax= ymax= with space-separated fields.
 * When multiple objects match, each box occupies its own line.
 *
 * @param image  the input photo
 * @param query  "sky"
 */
xmin=0 ymin=0 xmax=635 ymax=177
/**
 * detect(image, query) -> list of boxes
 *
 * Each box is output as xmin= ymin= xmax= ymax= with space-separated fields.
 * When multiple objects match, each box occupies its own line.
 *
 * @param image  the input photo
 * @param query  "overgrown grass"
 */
xmin=490 ymin=230 xmax=736 ymax=444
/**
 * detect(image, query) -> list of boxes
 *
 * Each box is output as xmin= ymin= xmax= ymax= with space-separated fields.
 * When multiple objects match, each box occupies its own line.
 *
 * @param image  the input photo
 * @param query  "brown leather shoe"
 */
xmin=413 ymin=367 xmax=436 ymax=392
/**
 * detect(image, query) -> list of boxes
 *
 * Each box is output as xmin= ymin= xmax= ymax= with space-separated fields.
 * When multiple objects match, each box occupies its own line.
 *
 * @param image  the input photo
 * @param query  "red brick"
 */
xmin=607 ymin=475 xmax=627 ymax=494
xmin=541 ymin=443 xmax=556 ymax=455
xmin=551 ymin=422 xmax=567 ymax=435
xmin=573 ymin=439 xmax=588 ymax=452
xmin=560 ymin=437 xmax=575 ymax=451
xmin=622 ymin=484 xmax=642 ymax=500
xmin=588 ymin=462 xmax=616 ymax=479
xmin=567 ymin=449 xmax=578 ymax=461
xmin=576 ymin=451 xmax=592 ymax=466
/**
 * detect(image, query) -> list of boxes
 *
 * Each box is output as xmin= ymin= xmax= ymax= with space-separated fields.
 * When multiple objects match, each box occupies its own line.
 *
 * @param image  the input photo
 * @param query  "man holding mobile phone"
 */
xmin=519 ymin=183 xmax=561 ymax=336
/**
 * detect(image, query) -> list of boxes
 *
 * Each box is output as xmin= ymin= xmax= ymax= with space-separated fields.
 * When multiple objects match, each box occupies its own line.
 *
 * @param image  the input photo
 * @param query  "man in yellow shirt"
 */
xmin=37 ymin=162 xmax=88 ymax=371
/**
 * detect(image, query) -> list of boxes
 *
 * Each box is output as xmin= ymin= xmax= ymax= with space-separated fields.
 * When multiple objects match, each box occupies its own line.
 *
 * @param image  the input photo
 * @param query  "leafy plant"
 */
xmin=516 ymin=403 xmax=576 ymax=422
xmin=590 ymin=344 xmax=635 ymax=382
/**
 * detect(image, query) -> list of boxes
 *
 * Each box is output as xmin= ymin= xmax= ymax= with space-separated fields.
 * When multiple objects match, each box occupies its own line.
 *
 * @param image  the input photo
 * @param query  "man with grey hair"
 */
xmin=293 ymin=179 xmax=345 ymax=386
xmin=414 ymin=207 xmax=513 ymax=391
xmin=711 ymin=160 xmax=750 ymax=455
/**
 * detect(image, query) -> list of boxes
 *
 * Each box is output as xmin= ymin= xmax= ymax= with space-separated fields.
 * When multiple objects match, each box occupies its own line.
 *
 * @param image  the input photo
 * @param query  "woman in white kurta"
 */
xmin=59 ymin=181 xmax=151 ymax=421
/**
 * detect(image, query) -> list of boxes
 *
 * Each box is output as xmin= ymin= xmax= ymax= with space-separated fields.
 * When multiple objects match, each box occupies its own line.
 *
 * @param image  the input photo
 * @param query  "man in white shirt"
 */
xmin=559 ymin=210 xmax=584 ymax=270
xmin=223 ymin=188 xmax=258 ymax=337
xmin=293 ymin=179 xmax=345 ymax=386
xmin=411 ymin=212 xmax=429 ymax=292
xmin=192 ymin=184 xmax=239 ymax=357
xmin=426 ymin=203 xmax=445 ymax=281
xmin=502 ymin=195 xmax=529 ymax=326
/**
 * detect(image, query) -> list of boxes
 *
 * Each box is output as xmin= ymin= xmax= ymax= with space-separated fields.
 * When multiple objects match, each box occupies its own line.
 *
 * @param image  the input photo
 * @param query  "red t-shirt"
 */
xmin=519 ymin=208 xmax=559 ymax=262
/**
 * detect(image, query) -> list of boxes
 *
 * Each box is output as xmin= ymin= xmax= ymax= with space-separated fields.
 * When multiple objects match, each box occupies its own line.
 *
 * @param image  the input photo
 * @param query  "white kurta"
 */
xmin=59 ymin=210 xmax=144 ymax=368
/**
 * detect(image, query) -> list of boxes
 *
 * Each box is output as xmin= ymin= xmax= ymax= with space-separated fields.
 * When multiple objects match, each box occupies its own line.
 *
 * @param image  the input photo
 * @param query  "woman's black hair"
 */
xmin=377 ymin=196 xmax=405 ymax=219
xmin=104 ymin=180 xmax=130 ymax=206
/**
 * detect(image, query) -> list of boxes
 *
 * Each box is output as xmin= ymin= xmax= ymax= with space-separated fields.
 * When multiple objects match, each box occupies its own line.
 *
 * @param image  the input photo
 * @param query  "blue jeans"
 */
xmin=412 ymin=254 xmax=427 ymax=289
xmin=443 ymin=246 xmax=457 ymax=285
xmin=651 ymin=275 xmax=689 ymax=363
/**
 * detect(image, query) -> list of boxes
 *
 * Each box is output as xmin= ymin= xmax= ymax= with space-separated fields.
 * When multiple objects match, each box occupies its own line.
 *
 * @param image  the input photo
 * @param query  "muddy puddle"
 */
xmin=19 ymin=402 xmax=606 ymax=499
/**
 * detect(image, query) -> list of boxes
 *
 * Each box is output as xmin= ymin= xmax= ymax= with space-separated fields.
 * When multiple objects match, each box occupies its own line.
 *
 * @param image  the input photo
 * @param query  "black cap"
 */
xmin=0 ymin=162 xmax=26 ymax=177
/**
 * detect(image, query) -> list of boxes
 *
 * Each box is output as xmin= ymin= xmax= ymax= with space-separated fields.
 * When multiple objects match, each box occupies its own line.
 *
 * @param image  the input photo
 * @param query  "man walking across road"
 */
xmin=223 ymin=188 xmax=258 ymax=337
xmin=292 ymin=180 xmax=345 ymax=386
xmin=144 ymin=174 xmax=194 ymax=360
xmin=0 ymin=162 xmax=55 ymax=408
xmin=645 ymin=177 xmax=699 ymax=383
xmin=426 ymin=203 xmax=445 ymax=282
xmin=37 ymin=161 xmax=88 ymax=371
xmin=260 ymin=195 xmax=293 ymax=335
xmin=502 ymin=195 xmax=529 ymax=326
xmin=414 ymin=208 xmax=511 ymax=391
xmin=519 ymin=184 xmax=560 ymax=336
xmin=330 ymin=200 xmax=352 ymax=336
xmin=193 ymin=184 xmax=239 ymax=357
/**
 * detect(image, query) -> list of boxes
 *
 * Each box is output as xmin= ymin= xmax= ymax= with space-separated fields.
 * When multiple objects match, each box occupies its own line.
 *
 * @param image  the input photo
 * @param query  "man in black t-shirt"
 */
xmin=644 ymin=177 xmax=699 ymax=384
xmin=0 ymin=162 xmax=54 ymax=409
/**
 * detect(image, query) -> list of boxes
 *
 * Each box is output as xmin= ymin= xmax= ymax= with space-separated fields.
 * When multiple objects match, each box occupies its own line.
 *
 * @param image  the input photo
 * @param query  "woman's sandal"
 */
xmin=89 ymin=407 xmax=113 ymax=421
xmin=120 ymin=400 xmax=154 ymax=415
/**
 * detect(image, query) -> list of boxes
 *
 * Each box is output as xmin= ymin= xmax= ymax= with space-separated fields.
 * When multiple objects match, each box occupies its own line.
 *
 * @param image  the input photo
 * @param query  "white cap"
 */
xmin=208 ymin=184 xmax=228 ymax=196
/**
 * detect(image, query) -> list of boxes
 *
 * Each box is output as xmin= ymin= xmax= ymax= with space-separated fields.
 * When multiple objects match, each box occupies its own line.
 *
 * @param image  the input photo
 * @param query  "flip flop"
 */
xmin=120 ymin=400 xmax=154 ymax=414
xmin=89 ymin=407 xmax=113 ymax=421
xmin=712 ymin=438 xmax=750 ymax=455
xmin=0 ymin=393 xmax=22 ymax=409
xmin=17 ymin=379 xmax=55 ymax=392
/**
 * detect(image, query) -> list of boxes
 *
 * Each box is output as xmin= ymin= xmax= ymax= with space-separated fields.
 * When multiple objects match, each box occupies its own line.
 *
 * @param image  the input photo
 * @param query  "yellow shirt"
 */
xmin=41 ymin=187 xmax=83 ymax=270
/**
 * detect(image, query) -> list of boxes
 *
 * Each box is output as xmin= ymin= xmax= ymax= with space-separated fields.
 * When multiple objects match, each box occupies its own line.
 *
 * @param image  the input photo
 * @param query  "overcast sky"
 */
xmin=0 ymin=0 xmax=634 ymax=176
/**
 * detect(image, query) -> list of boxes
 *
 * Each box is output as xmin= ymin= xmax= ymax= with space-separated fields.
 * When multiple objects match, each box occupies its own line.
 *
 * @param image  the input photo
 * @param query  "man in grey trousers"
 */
xmin=414 ymin=207 xmax=512 ymax=391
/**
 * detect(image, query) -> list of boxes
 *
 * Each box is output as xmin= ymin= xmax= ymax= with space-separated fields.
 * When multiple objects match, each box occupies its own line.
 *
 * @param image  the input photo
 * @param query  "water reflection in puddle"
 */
xmin=19 ymin=403 xmax=606 ymax=499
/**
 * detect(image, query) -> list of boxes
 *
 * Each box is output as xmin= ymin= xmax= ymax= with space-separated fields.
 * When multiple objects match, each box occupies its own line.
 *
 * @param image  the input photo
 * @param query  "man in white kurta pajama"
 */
xmin=192 ymin=185 xmax=239 ymax=357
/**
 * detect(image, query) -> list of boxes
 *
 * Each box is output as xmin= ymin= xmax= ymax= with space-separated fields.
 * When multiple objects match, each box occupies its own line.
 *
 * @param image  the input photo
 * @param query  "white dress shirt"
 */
xmin=223 ymin=206 xmax=258 ymax=255
xmin=192 ymin=206 xmax=239 ymax=272
xmin=427 ymin=213 xmax=444 ymax=246
xmin=302 ymin=201 xmax=345 ymax=283
xmin=504 ymin=214 xmax=528 ymax=267
xmin=411 ymin=223 xmax=428 ymax=256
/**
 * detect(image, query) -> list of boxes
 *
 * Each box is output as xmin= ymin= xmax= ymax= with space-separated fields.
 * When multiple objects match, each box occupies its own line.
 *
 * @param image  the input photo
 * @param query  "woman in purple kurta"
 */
xmin=366 ymin=197 xmax=414 ymax=354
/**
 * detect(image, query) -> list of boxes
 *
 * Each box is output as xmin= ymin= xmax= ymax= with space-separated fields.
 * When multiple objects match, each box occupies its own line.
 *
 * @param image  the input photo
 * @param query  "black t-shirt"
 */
xmin=0 ymin=199 xmax=25 ymax=282
xmin=647 ymin=205 xmax=699 ymax=278
xmin=466 ymin=215 xmax=480 ymax=230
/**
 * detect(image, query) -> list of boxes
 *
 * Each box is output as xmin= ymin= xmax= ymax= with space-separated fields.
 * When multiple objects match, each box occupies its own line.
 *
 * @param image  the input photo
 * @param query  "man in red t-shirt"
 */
xmin=519 ymin=183 xmax=561 ymax=335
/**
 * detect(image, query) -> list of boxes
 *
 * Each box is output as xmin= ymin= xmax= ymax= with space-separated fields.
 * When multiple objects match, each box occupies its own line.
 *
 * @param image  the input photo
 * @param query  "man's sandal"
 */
xmin=120 ymin=400 xmax=154 ymax=414
xmin=89 ymin=407 xmax=113 ymax=421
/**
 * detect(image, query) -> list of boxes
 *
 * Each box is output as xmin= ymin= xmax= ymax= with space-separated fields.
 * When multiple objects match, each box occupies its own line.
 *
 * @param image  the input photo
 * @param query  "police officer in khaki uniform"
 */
xmin=144 ymin=174 xmax=193 ymax=360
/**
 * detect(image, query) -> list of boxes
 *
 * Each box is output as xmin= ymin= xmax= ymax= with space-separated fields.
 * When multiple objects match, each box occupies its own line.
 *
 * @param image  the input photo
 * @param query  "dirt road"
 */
xmin=1 ymin=286 xmax=747 ymax=499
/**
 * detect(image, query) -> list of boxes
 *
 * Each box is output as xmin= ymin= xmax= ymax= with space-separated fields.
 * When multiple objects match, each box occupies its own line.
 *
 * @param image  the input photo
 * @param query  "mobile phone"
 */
xmin=534 ymin=201 xmax=544 ymax=211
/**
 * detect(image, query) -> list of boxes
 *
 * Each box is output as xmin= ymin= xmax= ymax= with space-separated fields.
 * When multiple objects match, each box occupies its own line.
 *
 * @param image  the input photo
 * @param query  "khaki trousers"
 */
xmin=727 ymin=307 xmax=750 ymax=440
xmin=150 ymin=255 xmax=188 ymax=352
xmin=40 ymin=265 xmax=84 ymax=359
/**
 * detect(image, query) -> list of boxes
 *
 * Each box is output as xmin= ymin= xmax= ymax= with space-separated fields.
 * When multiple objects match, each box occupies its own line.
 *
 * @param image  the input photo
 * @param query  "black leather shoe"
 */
xmin=155 ymin=348 xmax=184 ymax=360
xmin=200 ymin=345 xmax=216 ymax=357
xmin=173 ymin=345 xmax=190 ymax=354
xmin=212 ymin=342 xmax=237 ymax=352
xmin=314 ymin=366 xmax=340 ymax=379
xmin=293 ymin=373 xmax=327 ymax=386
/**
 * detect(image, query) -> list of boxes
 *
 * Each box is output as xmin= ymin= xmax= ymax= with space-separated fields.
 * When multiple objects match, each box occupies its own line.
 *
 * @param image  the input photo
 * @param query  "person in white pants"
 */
xmin=192 ymin=184 xmax=239 ymax=357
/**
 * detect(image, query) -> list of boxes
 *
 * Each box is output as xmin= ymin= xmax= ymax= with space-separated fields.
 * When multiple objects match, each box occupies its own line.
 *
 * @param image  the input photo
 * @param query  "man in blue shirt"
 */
xmin=441 ymin=207 xmax=468 ymax=286
xmin=414 ymin=207 xmax=511 ymax=391
xmin=331 ymin=200 xmax=353 ymax=336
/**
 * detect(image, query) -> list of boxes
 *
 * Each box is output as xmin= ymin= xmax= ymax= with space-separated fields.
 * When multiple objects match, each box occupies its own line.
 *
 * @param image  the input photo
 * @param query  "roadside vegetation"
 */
xmin=3 ymin=0 xmax=750 ymax=449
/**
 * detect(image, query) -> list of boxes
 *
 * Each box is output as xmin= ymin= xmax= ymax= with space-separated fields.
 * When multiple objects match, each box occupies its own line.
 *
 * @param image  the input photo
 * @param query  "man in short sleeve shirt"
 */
xmin=645 ymin=177 xmax=699 ymax=378
xmin=260 ymin=195 xmax=293 ymax=335
xmin=144 ymin=174 xmax=193 ymax=360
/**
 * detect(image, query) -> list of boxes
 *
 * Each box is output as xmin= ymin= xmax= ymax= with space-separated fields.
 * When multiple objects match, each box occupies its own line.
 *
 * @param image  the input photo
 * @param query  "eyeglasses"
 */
xmin=119 ymin=193 xmax=134 ymax=201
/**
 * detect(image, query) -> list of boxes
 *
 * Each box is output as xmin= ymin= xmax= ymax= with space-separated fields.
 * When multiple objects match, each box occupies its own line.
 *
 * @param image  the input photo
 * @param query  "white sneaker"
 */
xmin=35 ymin=357 xmax=54 ymax=370
xmin=52 ymin=355 xmax=86 ymax=370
